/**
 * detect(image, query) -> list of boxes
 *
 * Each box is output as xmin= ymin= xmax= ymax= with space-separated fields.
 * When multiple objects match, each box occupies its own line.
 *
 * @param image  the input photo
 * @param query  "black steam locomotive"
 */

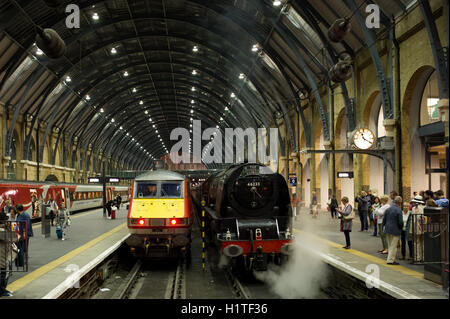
xmin=192 ymin=163 xmax=293 ymax=272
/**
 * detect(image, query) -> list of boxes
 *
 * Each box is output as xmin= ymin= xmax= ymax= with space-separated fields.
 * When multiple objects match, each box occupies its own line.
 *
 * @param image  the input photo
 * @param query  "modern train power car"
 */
xmin=0 ymin=180 xmax=130 ymax=220
xmin=192 ymin=163 xmax=293 ymax=272
xmin=126 ymin=170 xmax=193 ymax=258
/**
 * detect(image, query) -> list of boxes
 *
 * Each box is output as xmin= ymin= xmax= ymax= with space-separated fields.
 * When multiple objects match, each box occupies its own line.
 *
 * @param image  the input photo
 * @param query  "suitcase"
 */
xmin=56 ymin=226 xmax=63 ymax=239
xmin=110 ymin=209 xmax=116 ymax=219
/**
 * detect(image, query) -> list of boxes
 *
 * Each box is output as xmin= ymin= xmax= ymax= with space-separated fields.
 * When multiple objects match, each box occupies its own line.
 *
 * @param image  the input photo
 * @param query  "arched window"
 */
xmin=420 ymin=71 xmax=439 ymax=126
xmin=377 ymin=105 xmax=386 ymax=138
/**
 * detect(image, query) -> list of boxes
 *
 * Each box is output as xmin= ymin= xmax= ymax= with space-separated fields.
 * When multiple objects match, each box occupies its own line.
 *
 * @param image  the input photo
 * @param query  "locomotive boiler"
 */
xmin=194 ymin=163 xmax=293 ymax=272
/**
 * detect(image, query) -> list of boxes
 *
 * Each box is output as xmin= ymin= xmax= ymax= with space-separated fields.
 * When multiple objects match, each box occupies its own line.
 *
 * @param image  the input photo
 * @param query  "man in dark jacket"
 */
xmin=382 ymin=196 xmax=404 ymax=265
xmin=16 ymin=204 xmax=33 ymax=254
xmin=355 ymin=191 xmax=369 ymax=231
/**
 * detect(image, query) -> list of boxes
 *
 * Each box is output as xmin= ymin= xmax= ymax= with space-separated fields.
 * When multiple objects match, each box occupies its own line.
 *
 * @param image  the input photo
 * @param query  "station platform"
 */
xmin=293 ymin=208 xmax=447 ymax=299
xmin=6 ymin=207 xmax=129 ymax=299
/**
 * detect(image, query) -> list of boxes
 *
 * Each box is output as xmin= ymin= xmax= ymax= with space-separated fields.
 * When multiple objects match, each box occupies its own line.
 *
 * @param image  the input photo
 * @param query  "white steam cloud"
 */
xmin=254 ymin=220 xmax=330 ymax=298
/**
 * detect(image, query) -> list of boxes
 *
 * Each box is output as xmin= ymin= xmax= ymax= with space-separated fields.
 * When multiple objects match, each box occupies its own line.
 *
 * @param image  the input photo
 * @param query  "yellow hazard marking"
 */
xmin=8 ymin=223 xmax=127 ymax=292
xmin=202 ymin=221 xmax=205 ymax=227
xmin=202 ymin=252 xmax=205 ymax=259
xmin=201 ymin=200 xmax=205 ymax=207
xmin=202 ymin=242 xmax=205 ymax=248
xmin=202 ymin=210 xmax=205 ymax=217
xmin=293 ymin=228 xmax=423 ymax=279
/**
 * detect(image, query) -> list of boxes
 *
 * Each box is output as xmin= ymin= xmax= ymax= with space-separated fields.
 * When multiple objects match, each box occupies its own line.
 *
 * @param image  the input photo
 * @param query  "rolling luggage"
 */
xmin=110 ymin=209 xmax=116 ymax=220
xmin=56 ymin=225 xmax=63 ymax=239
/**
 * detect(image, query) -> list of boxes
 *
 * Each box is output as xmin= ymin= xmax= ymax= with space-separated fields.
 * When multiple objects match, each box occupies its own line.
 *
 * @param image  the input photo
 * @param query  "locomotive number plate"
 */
xmin=247 ymin=182 xmax=260 ymax=187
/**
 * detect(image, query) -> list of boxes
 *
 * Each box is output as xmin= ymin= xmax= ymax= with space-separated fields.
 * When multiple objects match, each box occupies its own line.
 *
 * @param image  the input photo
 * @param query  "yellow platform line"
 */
xmin=293 ymin=228 xmax=423 ymax=279
xmin=8 ymin=222 xmax=127 ymax=292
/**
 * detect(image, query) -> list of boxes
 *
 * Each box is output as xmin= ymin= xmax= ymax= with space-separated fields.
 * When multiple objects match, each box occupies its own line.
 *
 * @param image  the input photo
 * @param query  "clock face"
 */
xmin=353 ymin=128 xmax=375 ymax=149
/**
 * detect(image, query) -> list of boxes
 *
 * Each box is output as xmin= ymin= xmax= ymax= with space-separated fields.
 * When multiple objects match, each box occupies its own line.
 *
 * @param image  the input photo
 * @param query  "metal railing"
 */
xmin=0 ymin=220 xmax=29 ymax=273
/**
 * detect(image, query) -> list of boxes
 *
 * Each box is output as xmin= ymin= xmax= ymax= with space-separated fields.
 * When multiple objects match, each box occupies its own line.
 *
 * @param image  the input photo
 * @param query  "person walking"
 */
xmin=355 ymin=191 xmax=369 ymax=231
xmin=371 ymin=196 xmax=380 ymax=236
xmin=47 ymin=197 xmax=58 ymax=226
xmin=57 ymin=202 xmax=70 ymax=241
xmin=382 ymin=196 xmax=404 ymax=265
xmin=375 ymin=195 xmax=390 ymax=255
xmin=338 ymin=196 xmax=353 ymax=249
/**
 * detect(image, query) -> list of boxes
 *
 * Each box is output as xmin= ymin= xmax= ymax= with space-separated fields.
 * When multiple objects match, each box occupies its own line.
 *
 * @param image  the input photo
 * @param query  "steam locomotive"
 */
xmin=192 ymin=163 xmax=293 ymax=272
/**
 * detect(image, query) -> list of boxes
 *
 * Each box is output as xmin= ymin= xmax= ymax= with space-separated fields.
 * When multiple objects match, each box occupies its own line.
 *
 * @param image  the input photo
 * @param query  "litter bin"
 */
xmin=423 ymin=207 xmax=448 ymax=285
xmin=41 ymin=203 xmax=51 ymax=238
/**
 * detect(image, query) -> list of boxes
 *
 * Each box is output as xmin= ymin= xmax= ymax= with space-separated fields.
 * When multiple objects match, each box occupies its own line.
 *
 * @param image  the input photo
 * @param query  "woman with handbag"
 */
xmin=338 ymin=196 xmax=354 ymax=249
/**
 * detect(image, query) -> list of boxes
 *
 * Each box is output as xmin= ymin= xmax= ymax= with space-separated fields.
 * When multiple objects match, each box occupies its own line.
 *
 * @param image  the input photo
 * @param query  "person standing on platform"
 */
xmin=435 ymin=190 xmax=449 ymax=207
xmin=410 ymin=196 xmax=425 ymax=263
xmin=355 ymin=191 xmax=369 ymax=231
xmin=311 ymin=192 xmax=318 ymax=219
xmin=291 ymin=193 xmax=299 ymax=220
xmin=338 ymin=196 xmax=353 ymax=249
xmin=382 ymin=196 xmax=404 ymax=265
xmin=328 ymin=195 xmax=338 ymax=219
xmin=375 ymin=195 xmax=390 ymax=255
xmin=116 ymin=194 xmax=122 ymax=209
xmin=48 ymin=197 xmax=58 ymax=226
xmin=57 ymin=202 xmax=70 ymax=241
xmin=15 ymin=204 xmax=33 ymax=267
xmin=400 ymin=202 xmax=413 ymax=261
xmin=371 ymin=196 xmax=380 ymax=236
xmin=105 ymin=200 xmax=113 ymax=219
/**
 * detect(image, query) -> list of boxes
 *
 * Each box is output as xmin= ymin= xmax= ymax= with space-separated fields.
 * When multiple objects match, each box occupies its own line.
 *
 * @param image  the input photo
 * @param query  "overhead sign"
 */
xmin=88 ymin=177 xmax=101 ymax=183
xmin=289 ymin=177 xmax=297 ymax=186
xmin=337 ymin=171 xmax=354 ymax=178
xmin=107 ymin=177 xmax=120 ymax=183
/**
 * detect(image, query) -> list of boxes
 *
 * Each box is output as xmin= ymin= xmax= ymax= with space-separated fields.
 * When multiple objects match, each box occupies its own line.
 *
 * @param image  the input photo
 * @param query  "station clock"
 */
xmin=353 ymin=128 xmax=375 ymax=150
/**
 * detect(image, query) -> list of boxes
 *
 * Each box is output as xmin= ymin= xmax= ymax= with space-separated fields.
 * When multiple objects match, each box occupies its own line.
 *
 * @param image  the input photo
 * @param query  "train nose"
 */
xmin=223 ymin=245 xmax=243 ymax=257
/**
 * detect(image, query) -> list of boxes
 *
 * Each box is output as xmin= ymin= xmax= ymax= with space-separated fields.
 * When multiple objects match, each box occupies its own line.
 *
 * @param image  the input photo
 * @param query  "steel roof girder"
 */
xmin=344 ymin=0 xmax=394 ymax=120
xmin=418 ymin=0 xmax=449 ymax=99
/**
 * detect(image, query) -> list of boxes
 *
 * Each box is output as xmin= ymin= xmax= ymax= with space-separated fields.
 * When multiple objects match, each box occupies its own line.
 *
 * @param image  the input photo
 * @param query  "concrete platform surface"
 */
xmin=6 ymin=208 xmax=129 ymax=299
xmin=294 ymin=208 xmax=447 ymax=299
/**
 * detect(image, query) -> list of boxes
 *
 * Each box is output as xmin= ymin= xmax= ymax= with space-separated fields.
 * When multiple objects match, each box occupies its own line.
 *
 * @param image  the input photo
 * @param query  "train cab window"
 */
xmin=161 ymin=182 xmax=182 ymax=198
xmin=136 ymin=182 xmax=158 ymax=198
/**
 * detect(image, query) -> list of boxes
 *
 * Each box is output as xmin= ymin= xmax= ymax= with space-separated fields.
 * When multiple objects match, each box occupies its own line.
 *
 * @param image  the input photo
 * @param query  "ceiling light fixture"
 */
xmin=251 ymin=44 xmax=259 ymax=52
xmin=192 ymin=70 xmax=197 ymax=75
xmin=239 ymin=73 xmax=245 ymax=79
xmin=132 ymin=88 xmax=137 ymax=93
xmin=110 ymin=47 xmax=117 ymax=54
xmin=92 ymin=13 xmax=99 ymax=20
xmin=85 ymin=95 xmax=91 ymax=100
xmin=123 ymin=71 xmax=129 ymax=77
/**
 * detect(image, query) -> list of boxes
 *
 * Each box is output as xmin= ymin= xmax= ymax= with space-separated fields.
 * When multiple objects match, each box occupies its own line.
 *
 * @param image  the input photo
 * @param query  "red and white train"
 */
xmin=0 ymin=180 xmax=130 ymax=220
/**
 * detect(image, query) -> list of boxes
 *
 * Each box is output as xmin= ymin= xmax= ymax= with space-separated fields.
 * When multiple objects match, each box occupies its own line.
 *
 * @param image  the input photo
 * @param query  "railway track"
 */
xmin=224 ymin=268 xmax=251 ymax=299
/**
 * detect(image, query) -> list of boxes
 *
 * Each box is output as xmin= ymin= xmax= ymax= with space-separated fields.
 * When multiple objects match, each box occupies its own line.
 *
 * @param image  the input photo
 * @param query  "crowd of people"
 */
xmin=328 ymin=189 xmax=448 ymax=265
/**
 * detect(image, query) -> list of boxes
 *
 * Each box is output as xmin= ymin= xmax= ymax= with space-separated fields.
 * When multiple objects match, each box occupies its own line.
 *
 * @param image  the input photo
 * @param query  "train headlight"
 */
xmin=170 ymin=218 xmax=178 ymax=225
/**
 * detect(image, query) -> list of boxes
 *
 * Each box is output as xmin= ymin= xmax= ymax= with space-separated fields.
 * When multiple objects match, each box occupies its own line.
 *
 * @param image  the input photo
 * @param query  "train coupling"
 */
xmin=253 ymin=246 xmax=267 ymax=271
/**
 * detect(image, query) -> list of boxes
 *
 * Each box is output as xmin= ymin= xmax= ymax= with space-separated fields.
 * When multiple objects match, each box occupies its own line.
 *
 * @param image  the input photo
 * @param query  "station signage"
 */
xmin=337 ymin=171 xmax=354 ymax=178
xmin=88 ymin=177 xmax=101 ymax=183
xmin=88 ymin=177 xmax=120 ymax=183
xmin=289 ymin=177 xmax=297 ymax=186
